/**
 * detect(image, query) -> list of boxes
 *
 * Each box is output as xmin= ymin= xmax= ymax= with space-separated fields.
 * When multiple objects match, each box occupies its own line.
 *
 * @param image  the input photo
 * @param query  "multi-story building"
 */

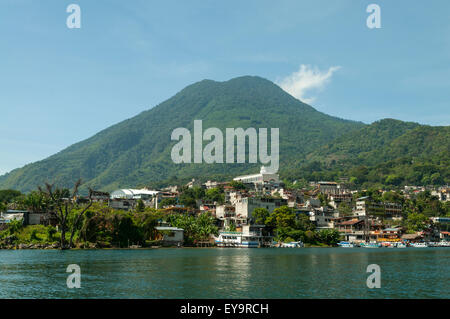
xmin=334 ymin=217 xmax=383 ymax=243
xmin=431 ymin=188 xmax=449 ymax=202
xmin=355 ymin=196 xmax=403 ymax=220
xmin=234 ymin=197 xmax=287 ymax=223
xmin=233 ymin=166 xmax=280 ymax=185
xmin=309 ymin=207 xmax=339 ymax=229
xmin=317 ymin=182 xmax=349 ymax=196
xmin=328 ymin=193 xmax=353 ymax=209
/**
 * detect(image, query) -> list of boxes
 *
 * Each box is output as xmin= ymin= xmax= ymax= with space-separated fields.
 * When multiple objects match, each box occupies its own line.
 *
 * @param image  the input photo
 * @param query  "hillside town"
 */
xmin=1 ymin=166 xmax=449 ymax=249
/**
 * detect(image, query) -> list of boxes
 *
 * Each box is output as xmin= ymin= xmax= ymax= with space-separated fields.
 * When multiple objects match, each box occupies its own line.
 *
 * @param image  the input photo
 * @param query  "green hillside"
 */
xmin=290 ymin=120 xmax=450 ymax=187
xmin=0 ymin=76 xmax=363 ymax=192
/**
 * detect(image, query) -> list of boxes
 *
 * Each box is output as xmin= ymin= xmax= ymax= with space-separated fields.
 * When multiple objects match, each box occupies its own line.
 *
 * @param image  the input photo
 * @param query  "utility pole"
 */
xmin=364 ymin=214 xmax=370 ymax=243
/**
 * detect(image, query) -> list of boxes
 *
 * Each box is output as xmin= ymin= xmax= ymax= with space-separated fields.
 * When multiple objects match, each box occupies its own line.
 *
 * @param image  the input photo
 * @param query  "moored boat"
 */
xmin=280 ymin=241 xmax=304 ymax=248
xmin=410 ymin=242 xmax=428 ymax=248
xmin=360 ymin=242 xmax=380 ymax=248
xmin=337 ymin=241 xmax=354 ymax=248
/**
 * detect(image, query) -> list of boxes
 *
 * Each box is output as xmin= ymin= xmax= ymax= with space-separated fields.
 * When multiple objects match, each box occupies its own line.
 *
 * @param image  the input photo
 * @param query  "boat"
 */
xmin=215 ymin=231 xmax=264 ymax=248
xmin=337 ymin=241 xmax=355 ymax=248
xmin=280 ymin=241 xmax=304 ymax=248
xmin=360 ymin=242 xmax=380 ymax=248
xmin=410 ymin=242 xmax=428 ymax=248
xmin=396 ymin=243 xmax=407 ymax=248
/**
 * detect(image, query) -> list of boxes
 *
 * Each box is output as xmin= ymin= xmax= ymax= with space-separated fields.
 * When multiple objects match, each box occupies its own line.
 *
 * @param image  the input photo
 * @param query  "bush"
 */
xmin=318 ymin=229 xmax=341 ymax=246
xmin=283 ymin=237 xmax=295 ymax=243
xmin=46 ymin=226 xmax=57 ymax=242
xmin=29 ymin=229 xmax=39 ymax=241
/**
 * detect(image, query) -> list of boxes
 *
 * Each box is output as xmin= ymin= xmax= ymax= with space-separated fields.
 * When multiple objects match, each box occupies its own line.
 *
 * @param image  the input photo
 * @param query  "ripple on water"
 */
xmin=0 ymin=248 xmax=448 ymax=298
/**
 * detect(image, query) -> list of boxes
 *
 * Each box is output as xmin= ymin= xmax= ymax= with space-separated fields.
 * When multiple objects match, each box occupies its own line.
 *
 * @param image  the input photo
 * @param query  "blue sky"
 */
xmin=0 ymin=0 xmax=449 ymax=175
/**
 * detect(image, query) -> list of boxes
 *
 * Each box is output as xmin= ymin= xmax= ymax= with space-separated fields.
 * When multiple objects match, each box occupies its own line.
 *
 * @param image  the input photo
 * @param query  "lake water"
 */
xmin=0 ymin=248 xmax=448 ymax=299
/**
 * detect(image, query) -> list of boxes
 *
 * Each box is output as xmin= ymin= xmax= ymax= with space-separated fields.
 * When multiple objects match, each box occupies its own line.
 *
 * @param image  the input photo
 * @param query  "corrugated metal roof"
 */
xmin=155 ymin=226 xmax=184 ymax=231
xmin=110 ymin=189 xmax=159 ymax=199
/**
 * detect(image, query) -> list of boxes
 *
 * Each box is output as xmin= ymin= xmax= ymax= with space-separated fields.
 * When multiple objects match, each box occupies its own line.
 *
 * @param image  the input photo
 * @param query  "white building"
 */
xmin=431 ymin=188 xmax=449 ymax=202
xmin=110 ymin=189 xmax=159 ymax=200
xmin=355 ymin=197 xmax=403 ymax=220
xmin=235 ymin=197 xmax=287 ymax=222
xmin=233 ymin=166 xmax=280 ymax=185
xmin=309 ymin=208 xmax=339 ymax=229
xmin=155 ymin=226 xmax=184 ymax=246
xmin=317 ymin=181 xmax=349 ymax=195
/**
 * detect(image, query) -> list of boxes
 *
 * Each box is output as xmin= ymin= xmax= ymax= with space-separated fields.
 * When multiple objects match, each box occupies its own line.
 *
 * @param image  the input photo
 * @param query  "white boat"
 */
xmin=281 ymin=241 xmax=304 ymax=248
xmin=410 ymin=242 xmax=428 ymax=248
xmin=215 ymin=231 xmax=264 ymax=248
xmin=438 ymin=241 xmax=450 ymax=247
xmin=396 ymin=243 xmax=407 ymax=248
xmin=360 ymin=242 xmax=380 ymax=248
xmin=338 ymin=241 xmax=354 ymax=248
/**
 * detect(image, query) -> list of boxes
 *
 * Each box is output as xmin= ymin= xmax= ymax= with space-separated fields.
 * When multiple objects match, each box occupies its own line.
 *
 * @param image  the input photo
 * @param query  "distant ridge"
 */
xmin=0 ymin=76 xmax=363 ymax=192
xmin=0 ymin=76 xmax=448 ymax=192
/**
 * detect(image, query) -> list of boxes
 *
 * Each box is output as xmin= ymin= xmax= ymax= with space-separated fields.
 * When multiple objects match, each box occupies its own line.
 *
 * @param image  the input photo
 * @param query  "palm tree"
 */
xmin=39 ymin=179 xmax=93 ymax=249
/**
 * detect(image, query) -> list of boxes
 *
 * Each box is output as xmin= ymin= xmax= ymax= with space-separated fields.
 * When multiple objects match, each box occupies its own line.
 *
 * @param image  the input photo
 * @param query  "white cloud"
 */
xmin=277 ymin=64 xmax=341 ymax=104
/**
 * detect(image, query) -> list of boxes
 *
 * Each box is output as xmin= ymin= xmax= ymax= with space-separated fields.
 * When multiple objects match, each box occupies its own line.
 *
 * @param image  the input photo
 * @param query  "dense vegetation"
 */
xmin=352 ymin=189 xmax=450 ymax=232
xmin=285 ymin=120 xmax=449 ymax=188
xmin=1 ymin=183 xmax=449 ymax=249
xmin=254 ymin=206 xmax=341 ymax=246
xmin=0 ymin=77 xmax=447 ymax=193
xmin=0 ymin=201 xmax=220 ymax=248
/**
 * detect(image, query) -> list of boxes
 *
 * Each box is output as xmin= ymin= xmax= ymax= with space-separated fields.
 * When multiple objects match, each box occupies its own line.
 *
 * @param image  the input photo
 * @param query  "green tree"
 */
xmin=29 ymin=228 xmax=39 ymax=241
xmin=20 ymin=191 xmax=49 ymax=213
xmin=266 ymin=206 xmax=296 ymax=228
xmin=294 ymin=214 xmax=316 ymax=231
xmin=229 ymin=181 xmax=246 ymax=190
xmin=179 ymin=187 xmax=205 ymax=208
xmin=404 ymin=213 xmax=430 ymax=232
xmin=318 ymin=229 xmax=341 ymax=246
xmin=168 ymin=212 xmax=218 ymax=244
xmin=38 ymin=180 xmax=93 ymax=249
xmin=0 ymin=190 xmax=22 ymax=204
xmin=195 ymin=212 xmax=219 ymax=241
xmin=304 ymin=230 xmax=316 ymax=244
xmin=252 ymin=207 xmax=270 ymax=225
xmin=46 ymin=226 xmax=57 ymax=242
xmin=337 ymin=202 xmax=352 ymax=216
xmin=204 ymin=188 xmax=224 ymax=204
xmin=159 ymin=197 xmax=177 ymax=207
xmin=7 ymin=218 xmax=23 ymax=235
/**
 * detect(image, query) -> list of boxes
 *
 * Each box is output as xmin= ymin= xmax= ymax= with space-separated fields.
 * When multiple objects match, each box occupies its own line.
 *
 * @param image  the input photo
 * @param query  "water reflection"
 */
xmin=0 ymin=248 xmax=448 ymax=298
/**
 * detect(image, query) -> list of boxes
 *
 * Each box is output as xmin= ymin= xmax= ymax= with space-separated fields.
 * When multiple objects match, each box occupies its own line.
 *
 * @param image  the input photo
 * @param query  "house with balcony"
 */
xmin=355 ymin=196 xmax=403 ymax=220
xmin=309 ymin=207 xmax=339 ymax=229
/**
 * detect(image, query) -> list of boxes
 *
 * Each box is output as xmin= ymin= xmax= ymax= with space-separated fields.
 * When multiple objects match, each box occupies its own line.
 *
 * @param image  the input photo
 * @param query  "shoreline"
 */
xmin=0 ymin=244 xmax=338 ymax=250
